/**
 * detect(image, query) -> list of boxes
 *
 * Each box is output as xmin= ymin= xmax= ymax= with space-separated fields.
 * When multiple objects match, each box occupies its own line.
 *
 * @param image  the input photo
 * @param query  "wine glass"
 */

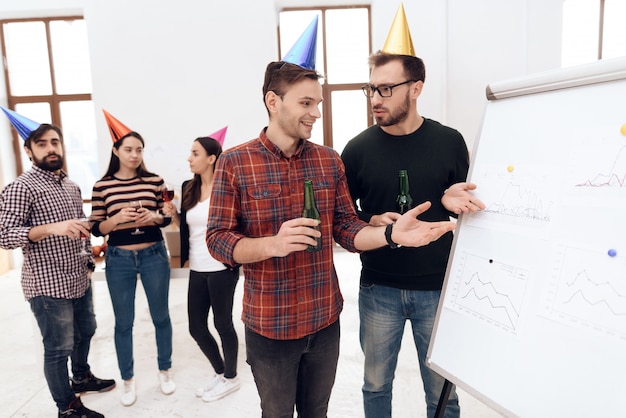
xmin=78 ymin=217 xmax=92 ymax=255
xmin=162 ymin=184 xmax=175 ymax=203
xmin=160 ymin=184 xmax=174 ymax=218
xmin=129 ymin=201 xmax=145 ymax=235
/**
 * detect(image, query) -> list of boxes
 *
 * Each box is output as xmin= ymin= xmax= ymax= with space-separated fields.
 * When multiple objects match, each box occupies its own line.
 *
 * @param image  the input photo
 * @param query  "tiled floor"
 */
xmin=2 ymin=249 xmax=503 ymax=417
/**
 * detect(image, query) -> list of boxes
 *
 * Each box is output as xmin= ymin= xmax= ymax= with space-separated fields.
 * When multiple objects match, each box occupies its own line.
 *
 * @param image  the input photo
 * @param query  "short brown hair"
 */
xmin=368 ymin=51 xmax=426 ymax=83
xmin=262 ymin=61 xmax=323 ymax=114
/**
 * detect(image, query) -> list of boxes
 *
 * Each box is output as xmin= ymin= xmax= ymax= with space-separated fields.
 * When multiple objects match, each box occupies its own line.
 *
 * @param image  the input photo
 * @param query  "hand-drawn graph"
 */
xmin=466 ymin=165 xmax=556 ymax=232
xmin=544 ymin=245 xmax=626 ymax=340
xmin=570 ymin=137 xmax=626 ymax=189
xmin=445 ymin=251 xmax=530 ymax=334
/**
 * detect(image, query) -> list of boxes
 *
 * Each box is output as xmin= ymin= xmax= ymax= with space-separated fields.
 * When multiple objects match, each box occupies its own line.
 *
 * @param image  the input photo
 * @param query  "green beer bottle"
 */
xmin=302 ymin=179 xmax=322 ymax=252
xmin=396 ymin=169 xmax=413 ymax=214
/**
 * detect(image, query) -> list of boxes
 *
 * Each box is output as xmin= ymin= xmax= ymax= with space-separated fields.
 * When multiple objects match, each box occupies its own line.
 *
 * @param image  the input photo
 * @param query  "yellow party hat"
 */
xmin=381 ymin=3 xmax=416 ymax=56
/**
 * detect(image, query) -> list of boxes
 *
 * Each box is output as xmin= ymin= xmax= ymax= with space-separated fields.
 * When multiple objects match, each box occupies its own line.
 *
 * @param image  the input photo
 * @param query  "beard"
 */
xmin=33 ymin=153 xmax=64 ymax=171
xmin=373 ymin=92 xmax=411 ymax=127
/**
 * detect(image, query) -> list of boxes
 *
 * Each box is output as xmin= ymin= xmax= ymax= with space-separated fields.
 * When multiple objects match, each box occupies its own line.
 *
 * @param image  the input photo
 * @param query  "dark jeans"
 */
xmin=29 ymin=283 xmax=96 ymax=410
xmin=245 ymin=319 xmax=340 ymax=418
xmin=188 ymin=268 xmax=239 ymax=378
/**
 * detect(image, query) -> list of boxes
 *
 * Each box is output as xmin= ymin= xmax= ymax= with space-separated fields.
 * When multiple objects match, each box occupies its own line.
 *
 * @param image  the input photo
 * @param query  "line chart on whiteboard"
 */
xmin=465 ymin=165 xmax=556 ymax=231
xmin=570 ymin=138 xmax=626 ymax=190
xmin=445 ymin=251 xmax=530 ymax=334
xmin=544 ymin=245 xmax=626 ymax=340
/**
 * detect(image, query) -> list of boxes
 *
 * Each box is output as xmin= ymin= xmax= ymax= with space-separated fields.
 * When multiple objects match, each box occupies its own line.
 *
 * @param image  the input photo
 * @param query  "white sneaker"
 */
xmin=202 ymin=376 xmax=240 ymax=402
xmin=195 ymin=374 xmax=223 ymax=397
xmin=120 ymin=378 xmax=136 ymax=407
xmin=158 ymin=369 xmax=176 ymax=395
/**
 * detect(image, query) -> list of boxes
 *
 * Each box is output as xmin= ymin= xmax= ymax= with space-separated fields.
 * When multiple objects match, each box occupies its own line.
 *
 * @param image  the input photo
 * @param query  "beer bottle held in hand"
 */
xmin=396 ymin=169 xmax=413 ymax=214
xmin=302 ymin=179 xmax=322 ymax=252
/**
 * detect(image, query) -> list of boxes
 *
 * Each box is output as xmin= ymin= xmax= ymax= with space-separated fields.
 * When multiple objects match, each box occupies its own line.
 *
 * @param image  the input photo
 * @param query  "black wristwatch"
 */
xmin=385 ymin=223 xmax=401 ymax=249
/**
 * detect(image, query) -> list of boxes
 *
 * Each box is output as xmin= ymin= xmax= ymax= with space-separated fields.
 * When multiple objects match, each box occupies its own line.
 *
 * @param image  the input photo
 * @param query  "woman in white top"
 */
xmin=163 ymin=136 xmax=240 ymax=402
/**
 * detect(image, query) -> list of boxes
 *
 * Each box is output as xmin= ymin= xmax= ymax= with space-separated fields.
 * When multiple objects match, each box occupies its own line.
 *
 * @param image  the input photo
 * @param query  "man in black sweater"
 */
xmin=341 ymin=49 xmax=484 ymax=418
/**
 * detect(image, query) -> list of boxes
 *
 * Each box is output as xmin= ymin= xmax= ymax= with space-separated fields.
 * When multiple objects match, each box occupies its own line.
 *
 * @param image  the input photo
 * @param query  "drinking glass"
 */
xmin=162 ymin=184 xmax=175 ymax=203
xmin=129 ymin=201 xmax=145 ymax=235
xmin=78 ymin=217 xmax=92 ymax=255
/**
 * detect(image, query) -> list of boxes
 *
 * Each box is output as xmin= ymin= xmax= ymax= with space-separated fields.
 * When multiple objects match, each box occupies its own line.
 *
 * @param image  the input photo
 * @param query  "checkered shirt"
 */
xmin=0 ymin=166 xmax=92 ymax=300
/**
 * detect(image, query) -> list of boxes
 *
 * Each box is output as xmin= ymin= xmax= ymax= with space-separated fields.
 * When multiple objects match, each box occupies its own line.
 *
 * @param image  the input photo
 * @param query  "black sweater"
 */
xmin=341 ymin=119 xmax=469 ymax=290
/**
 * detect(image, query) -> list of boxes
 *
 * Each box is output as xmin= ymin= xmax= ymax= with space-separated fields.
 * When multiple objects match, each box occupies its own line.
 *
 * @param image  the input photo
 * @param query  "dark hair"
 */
xmin=102 ymin=131 xmax=156 ymax=179
xmin=24 ymin=123 xmax=63 ymax=150
xmin=262 ymin=61 xmax=323 ymax=114
xmin=368 ymin=51 xmax=426 ymax=83
xmin=181 ymin=136 xmax=222 ymax=211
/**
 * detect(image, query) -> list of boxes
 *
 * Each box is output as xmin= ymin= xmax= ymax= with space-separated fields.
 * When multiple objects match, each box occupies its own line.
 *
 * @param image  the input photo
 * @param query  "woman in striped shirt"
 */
xmin=90 ymin=131 xmax=174 ymax=407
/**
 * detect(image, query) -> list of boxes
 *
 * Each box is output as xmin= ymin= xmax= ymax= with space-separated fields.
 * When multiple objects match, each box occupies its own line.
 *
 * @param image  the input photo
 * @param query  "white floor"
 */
xmin=2 ymin=249 xmax=503 ymax=418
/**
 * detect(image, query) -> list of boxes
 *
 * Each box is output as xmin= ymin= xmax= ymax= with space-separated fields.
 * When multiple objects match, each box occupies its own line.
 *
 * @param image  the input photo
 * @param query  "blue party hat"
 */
xmin=1 ymin=106 xmax=41 ymax=140
xmin=281 ymin=15 xmax=318 ymax=70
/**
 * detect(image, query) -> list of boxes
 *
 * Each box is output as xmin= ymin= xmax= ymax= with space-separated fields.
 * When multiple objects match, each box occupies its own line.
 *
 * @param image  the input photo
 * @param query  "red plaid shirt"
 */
xmin=207 ymin=129 xmax=367 ymax=340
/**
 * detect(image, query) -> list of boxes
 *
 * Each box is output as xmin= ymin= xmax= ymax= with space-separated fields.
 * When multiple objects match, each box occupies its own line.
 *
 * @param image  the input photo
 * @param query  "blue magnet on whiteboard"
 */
xmin=608 ymin=248 xmax=617 ymax=257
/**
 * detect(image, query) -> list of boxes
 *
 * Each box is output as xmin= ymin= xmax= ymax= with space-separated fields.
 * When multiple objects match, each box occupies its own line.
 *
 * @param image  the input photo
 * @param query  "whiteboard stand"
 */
xmin=434 ymin=379 xmax=453 ymax=418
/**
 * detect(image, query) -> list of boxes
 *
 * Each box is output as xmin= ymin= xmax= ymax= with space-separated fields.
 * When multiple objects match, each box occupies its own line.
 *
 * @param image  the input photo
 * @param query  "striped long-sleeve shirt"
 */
xmin=0 ymin=166 xmax=93 ymax=300
xmin=206 ymin=128 xmax=367 ymax=340
xmin=90 ymin=174 xmax=168 ymax=246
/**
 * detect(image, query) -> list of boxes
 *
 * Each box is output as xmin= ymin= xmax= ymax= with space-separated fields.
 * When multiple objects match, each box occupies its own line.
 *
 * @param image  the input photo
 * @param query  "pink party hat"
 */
xmin=208 ymin=126 xmax=228 ymax=146
xmin=281 ymin=15 xmax=318 ymax=70
xmin=102 ymin=109 xmax=133 ymax=142
xmin=1 ymin=106 xmax=41 ymax=140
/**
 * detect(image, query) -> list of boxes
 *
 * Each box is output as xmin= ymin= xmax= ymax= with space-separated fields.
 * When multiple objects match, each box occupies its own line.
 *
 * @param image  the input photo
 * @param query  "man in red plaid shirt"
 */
xmin=206 ymin=61 xmax=455 ymax=417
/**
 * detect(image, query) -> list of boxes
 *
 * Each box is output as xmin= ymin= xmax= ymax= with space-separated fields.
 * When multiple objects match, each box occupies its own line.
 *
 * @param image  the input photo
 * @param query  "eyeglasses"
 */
xmin=361 ymin=79 xmax=417 ymax=98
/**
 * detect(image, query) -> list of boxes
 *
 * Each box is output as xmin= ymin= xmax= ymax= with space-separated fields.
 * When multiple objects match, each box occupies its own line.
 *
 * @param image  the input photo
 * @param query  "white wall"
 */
xmin=446 ymin=0 xmax=563 ymax=151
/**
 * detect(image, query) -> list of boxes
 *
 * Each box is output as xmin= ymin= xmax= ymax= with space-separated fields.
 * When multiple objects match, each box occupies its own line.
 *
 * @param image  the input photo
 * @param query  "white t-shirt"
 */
xmin=187 ymin=197 xmax=226 ymax=272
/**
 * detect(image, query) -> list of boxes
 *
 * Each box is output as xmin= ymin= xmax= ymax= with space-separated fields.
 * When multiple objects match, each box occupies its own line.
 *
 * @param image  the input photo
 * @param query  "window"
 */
xmin=562 ymin=0 xmax=626 ymax=67
xmin=1 ymin=17 xmax=98 ymax=199
xmin=279 ymin=6 xmax=372 ymax=155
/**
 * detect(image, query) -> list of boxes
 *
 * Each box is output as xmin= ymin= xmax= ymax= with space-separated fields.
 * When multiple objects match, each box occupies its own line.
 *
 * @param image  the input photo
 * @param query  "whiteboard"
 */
xmin=428 ymin=57 xmax=626 ymax=418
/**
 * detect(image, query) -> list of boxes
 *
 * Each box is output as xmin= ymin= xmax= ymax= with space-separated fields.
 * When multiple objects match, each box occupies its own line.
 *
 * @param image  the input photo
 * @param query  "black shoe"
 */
xmin=71 ymin=371 xmax=116 ymax=394
xmin=58 ymin=397 xmax=104 ymax=418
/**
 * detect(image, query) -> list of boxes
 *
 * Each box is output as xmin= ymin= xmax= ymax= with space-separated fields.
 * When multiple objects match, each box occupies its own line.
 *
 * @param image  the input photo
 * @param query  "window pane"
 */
xmin=3 ymin=22 xmax=52 ymax=96
xmin=59 ymin=101 xmax=98 ymax=199
xmin=50 ymin=20 xmax=93 ymax=94
xmin=279 ymin=10 xmax=324 ymax=73
xmin=14 ymin=103 xmax=52 ymax=171
xmin=310 ymin=106 xmax=324 ymax=146
xmin=326 ymin=8 xmax=370 ymax=84
xmin=561 ymin=0 xmax=600 ymax=67
xmin=331 ymin=90 xmax=369 ymax=155
xmin=603 ymin=0 xmax=626 ymax=60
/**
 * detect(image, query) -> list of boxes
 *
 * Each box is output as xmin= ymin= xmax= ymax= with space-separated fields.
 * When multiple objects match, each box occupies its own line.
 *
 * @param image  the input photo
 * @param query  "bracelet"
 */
xmin=385 ymin=223 xmax=401 ymax=249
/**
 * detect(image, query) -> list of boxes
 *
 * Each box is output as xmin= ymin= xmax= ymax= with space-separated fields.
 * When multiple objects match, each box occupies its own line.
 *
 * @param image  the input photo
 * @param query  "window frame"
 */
xmin=0 ymin=15 xmax=92 ymax=177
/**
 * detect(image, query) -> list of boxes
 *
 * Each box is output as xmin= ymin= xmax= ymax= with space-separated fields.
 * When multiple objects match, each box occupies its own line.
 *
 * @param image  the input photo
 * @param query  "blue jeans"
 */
xmin=29 ymin=283 xmax=97 ymax=410
xmin=105 ymin=241 xmax=172 ymax=380
xmin=359 ymin=284 xmax=460 ymax=418
xmin=245 ymin=320 xmax=340 ymax=418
